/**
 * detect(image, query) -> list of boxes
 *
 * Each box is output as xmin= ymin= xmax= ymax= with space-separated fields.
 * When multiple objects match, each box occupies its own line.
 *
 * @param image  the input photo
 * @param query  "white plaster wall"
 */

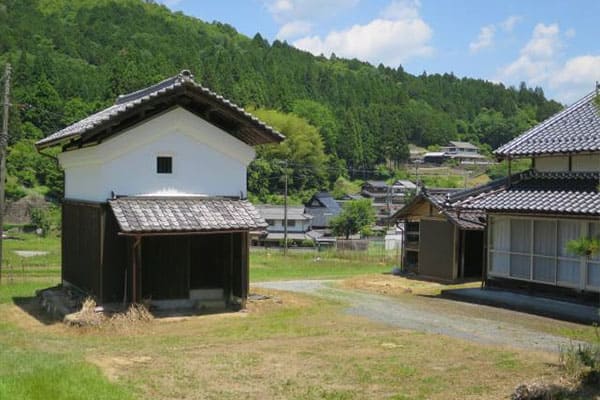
xmin=534 ymin=156 xmax=569 ymax=172
xmin=572 ymin=154 xmax=600 ymax=172
xmin=58 ymin=107 xmax=256 ymax=202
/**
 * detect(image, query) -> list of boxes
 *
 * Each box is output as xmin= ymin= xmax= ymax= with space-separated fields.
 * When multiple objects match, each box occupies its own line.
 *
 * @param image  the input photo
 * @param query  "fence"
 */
xmin=251 ymin=238 xmax=402 ymax=265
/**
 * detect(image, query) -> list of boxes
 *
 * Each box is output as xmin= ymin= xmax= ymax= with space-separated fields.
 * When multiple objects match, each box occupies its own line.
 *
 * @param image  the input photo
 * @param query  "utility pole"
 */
xmin=0 ymin=63 xmax=11 ymax=282
xmin=283 ymin=160 xmax=288 ymax=256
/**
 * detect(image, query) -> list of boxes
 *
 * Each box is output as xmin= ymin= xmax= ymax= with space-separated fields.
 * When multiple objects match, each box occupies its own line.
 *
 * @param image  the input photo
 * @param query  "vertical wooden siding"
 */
xmin=62 ymin=201 xmax=102 ymax=299
xmin=419 ymin=219 xmax=457 ymax=280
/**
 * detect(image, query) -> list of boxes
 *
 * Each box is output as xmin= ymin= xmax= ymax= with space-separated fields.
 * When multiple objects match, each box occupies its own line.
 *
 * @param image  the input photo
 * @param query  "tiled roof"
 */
xmin=442 ymin=210 xmax=486 ymax=230
xmin=109 ymin=197 xmax=267 ymax=234
xmin=255 ymin=205 xmax=312 ymax=221
xmin=495 ymin=90 xmax=600 ymax=157
xmin=457 ymin=171 xmax=600 ymax=215
xmin=392 ymin=188 xmax=486 ymax=230
xmin=36 ymin=70 xmax=284 ymax=149
xmin=448 ymin=141 xmax=479 ymax=150
xmin=305 ymin=192 xmax=341 ymax=228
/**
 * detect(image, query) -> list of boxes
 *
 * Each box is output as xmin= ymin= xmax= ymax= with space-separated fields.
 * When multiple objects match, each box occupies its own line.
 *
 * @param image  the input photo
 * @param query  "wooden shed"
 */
xmin=36 ymin=70 xmax=283 ymax=309
xmin=393 ymin=189 xmax=486 ymax=281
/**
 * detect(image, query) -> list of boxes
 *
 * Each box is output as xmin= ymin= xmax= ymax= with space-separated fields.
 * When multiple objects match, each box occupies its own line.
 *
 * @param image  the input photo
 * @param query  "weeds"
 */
xmin=559 ymin=327 xmax=600 ymax=385
xmin=67 ymin=297 xmax=153 ymax=331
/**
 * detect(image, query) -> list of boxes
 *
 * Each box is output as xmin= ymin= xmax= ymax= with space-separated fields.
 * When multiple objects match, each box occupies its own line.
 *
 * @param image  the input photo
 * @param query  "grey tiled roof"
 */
xmin=255 ymin=205 xmax=311 ymax=221
xmin=36 ymin=70 xmax=284 ymax=149
xmin=392 ymin=188 xmax=485 ymax=230
xmin=495 ymin=90 xmax=600 ymax=157
xmin=109 ymin=197 xmax=267 ymax=234
xmin=305 ymin=192 xmax=341 ymax=228
xmin=457 ymin=171 xmax=600 ymax=215
xmin=443 ymin=210 xmax=486 ymax=230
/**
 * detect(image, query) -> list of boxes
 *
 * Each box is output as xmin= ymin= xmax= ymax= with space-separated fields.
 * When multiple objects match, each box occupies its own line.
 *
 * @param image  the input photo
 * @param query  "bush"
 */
xmin=5 ymin=175 xmax=27 ymax=200
xmin=300 ymin=239 xmax=315 ymax=247
xmin=559 ymin=327 xmax=600 ymax=385
xmin=30 ymin=205 xmax=61 ymax=235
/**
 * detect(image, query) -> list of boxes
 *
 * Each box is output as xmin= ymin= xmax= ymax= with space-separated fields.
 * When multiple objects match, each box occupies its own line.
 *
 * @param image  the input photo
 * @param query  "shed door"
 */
xmin=419 ymin=219 xmax=456 ymax=280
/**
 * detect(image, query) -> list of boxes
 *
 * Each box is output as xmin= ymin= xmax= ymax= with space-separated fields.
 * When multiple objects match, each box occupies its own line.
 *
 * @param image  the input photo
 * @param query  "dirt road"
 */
xmin=253 ymin=280 xmax=583 ymax=353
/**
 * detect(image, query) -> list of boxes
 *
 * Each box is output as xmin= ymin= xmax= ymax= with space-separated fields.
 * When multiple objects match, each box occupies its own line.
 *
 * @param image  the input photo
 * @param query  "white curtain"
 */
xmin=558 ymin=220 xmax=580 ymax=257
xmin=491 ymin=253 xmax=509 ymax=275
xmin=557 ymin=260 xmax=580 ymax=284
xmin=534 ymin=220 xmax=556 ymax=256
xmin=491 ymin=217 xmax=509 ymax=251
xmin=533 ymin=256 xmax=556 ymax=283
xmin=511 ymin=219 xmax=531 ymax=253
xmin=588 ymin=263 xmax=600 ymax=288
xmin=510 ymin=254 xmax=530 ymax=279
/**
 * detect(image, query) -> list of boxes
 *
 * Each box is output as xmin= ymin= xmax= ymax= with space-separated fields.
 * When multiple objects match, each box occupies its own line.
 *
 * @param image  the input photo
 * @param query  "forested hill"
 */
xmin=0 ymin=0 xmax=562 ymax=199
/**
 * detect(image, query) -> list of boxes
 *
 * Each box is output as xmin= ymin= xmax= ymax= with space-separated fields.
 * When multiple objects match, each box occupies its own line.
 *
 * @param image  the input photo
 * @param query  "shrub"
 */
xmin=30 ymin=205 xmax=61 ymax=235
xmin=566 ymin=237 xmax=600 ymax=257
xmin=559 ymin=327 xmax=600 ymax=385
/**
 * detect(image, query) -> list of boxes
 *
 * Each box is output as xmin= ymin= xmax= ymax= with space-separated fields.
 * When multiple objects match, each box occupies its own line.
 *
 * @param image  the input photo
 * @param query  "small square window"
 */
xmin=157 ymin=156 xmax=172 ymax=174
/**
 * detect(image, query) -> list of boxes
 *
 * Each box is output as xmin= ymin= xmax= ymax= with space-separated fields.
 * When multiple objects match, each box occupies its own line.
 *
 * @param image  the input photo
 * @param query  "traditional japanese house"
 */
xmin=304 ymin=192 xmax=341 ymax=229
xmin=393 ymin=188 xmax=487 ymax=281
xmin=35 ymin=70 xmax=284 ymax=309
xmin=457 ymin=88 xmax=600 ymax=294
xmin=251 ymin=205 xmax=316 ymax=246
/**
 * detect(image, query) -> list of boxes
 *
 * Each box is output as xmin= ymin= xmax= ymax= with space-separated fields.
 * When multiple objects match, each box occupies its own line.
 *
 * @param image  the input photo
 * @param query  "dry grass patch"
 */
xmin=340 ymin=273 xmax=478 ymax=296
xmin=76 ymin=291 xmax=564 ymax=399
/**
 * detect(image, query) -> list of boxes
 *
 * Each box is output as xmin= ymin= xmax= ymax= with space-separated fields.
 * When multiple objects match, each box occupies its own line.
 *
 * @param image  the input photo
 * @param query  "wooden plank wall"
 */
xmin=419 ymin=219 xmax=456 ymax=280
xmin=101 ymin=205 xmax=128 ymax=303
xmin=62 ymin=201 xmax=102 ymax=299
xmin=142 ymin=236 xmax=190 ymax=300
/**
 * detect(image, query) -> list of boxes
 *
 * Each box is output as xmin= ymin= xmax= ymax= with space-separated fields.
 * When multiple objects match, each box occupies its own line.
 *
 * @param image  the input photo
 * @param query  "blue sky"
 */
xmin=159 ymin=0 xmax=599 ymax=104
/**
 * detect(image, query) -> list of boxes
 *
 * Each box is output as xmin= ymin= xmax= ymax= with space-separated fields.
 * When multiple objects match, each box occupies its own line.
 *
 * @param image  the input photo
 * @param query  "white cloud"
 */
xmin=469 ymin=25 xmax=495 ymax=53
xmin=521 ymin=23 xmax=560 ymax=58
xmin=500 ymin=15 xmax=522 ymax=32
xmin=497 ymin=23 xmax=561 ymax=84
xmin=469 ymin=15 xmax=522 ymax=53
xmin=552 ymin=55 xmax=600 ymax=86
xmin=265 ymin=0 xmax=359 ymax=24
xmin=382 ymin=0 xmax=421 ymax=20
xmin=157 ymin=0 xmax=183 ymax=7
xmin=276 ymin=20 xmax=313 ymax=39
xmin=292 ymin=0 xmax=433 ymax=65
xmin=497 ymin=23 xmax=598 ymax=103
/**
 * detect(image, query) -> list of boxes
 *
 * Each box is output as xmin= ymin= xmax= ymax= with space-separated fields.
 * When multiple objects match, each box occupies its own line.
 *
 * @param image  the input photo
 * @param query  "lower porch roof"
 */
xmin=109 ymin=197 xmax=267 ymax=235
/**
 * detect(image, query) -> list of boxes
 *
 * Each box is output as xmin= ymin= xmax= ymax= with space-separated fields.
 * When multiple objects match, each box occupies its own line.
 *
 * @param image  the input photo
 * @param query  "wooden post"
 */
xmin=283 ymin=160 xmax=288 ymax=256
xmin=131 ymin=236 xmax=141 ymax=303
xmin=0 ymin=63 xmax=11 ymax=282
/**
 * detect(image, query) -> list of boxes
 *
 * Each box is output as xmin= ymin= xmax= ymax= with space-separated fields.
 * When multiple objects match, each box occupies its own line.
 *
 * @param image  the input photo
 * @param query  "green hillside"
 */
xmin=0 ymin=0 xmax=562 ymax=200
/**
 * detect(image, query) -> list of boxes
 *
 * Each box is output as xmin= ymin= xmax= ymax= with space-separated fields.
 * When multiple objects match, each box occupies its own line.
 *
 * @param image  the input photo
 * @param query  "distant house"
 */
xmin=423 ymin=141 xmax=488 ymax=165
xmin=362 ymin=180 xmax=416 ymax=225
xmin=423 ymin=151 xmax=447 ymax=164
xmin=392 ymin=188 xmax=486 ymax=281
xmin=409 ymin=144 xmax=427 ymax=162
xmin=442 ymin=141 xmax=488 ymax=164
xmin=456 ymin=88 xmax=600 ymax=294
xmin=252 ymin=205 xmax=316 ymax=245
xmin=34 ymin=70 xmax=283 ymax=310
xmin=304 ymin=192 xmax=341 ymax=229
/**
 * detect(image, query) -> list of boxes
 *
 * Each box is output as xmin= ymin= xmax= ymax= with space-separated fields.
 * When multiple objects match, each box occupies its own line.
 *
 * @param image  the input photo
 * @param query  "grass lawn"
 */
xmin=0 ymin=280 xmax=569 ymax=400
xmin=0 ymin=233 xmax=595 ymax=398
xmin=250 ymin=250 xmax=391 ymax=282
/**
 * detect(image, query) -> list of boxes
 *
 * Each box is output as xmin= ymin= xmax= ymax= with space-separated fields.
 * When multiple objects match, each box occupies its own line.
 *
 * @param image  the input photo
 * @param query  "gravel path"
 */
xmin=254 ymin=280 xmax=583 ymax=353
